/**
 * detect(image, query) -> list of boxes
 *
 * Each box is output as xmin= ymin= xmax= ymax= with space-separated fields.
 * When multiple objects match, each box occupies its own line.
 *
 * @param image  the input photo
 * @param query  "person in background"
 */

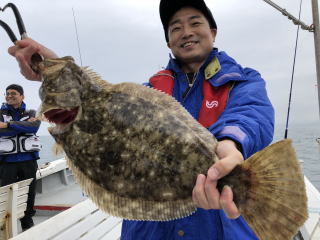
xmin=7 ymin=0 xmax=274 ymax=238
xmin=0 ymin=84 xmax=41 ymax=231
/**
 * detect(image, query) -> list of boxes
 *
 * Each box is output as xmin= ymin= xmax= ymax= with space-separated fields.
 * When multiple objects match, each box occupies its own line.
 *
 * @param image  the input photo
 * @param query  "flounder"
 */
xmin=38 ymin=57 xmax=307 ymax=240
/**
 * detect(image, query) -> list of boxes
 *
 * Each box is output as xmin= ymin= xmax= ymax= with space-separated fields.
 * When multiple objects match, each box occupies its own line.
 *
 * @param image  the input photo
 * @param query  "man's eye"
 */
xmin=192 ymin=22 xmax=201 ymax=26
xmin=171 ymin=26 xmax=181 ymax=32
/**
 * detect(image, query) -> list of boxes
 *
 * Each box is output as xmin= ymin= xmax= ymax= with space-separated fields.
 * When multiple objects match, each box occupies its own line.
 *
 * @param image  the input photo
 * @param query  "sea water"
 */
xmin=38 ymin=122 xmax=320 ymax=191
xmin=274 ymin=121 xmax=320 ymax=191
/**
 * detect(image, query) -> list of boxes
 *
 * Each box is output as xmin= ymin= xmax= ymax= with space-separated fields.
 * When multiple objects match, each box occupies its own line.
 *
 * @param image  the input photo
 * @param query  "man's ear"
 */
xmin=211 ymin=29 xmax=217 ymax=41
xmin=167 ymin=42 xmax=171 ymax=49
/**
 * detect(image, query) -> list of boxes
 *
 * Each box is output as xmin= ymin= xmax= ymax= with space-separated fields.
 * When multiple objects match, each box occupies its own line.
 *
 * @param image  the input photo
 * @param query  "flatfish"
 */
xmin=38 ymin=57 xmax=307 ymax=240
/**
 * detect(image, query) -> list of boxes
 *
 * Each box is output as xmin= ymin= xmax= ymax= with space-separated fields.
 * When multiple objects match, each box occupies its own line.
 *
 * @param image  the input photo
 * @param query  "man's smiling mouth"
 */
xmin=181 ymin=41 xmax=198 ymax=48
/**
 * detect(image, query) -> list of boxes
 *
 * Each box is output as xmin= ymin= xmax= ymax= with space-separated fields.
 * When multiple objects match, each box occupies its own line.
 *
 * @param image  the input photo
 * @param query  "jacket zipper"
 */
xmin=182 ymin=72 xmax=198 ymax=101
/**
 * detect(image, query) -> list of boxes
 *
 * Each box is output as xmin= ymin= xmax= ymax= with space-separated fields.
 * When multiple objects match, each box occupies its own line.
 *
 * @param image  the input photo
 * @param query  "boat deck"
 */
xmin=9 ymin=158 xmax=320 ymax=239
xmin=301 ymin=177 xmax=320 ymax=239
xmin=17 ymin=181 xmax=87 ymax=235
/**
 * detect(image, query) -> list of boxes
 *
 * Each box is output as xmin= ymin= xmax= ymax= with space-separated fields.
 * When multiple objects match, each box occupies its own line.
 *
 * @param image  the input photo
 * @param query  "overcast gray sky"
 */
xmin=0 ymin=0 xmax=318 ymax=135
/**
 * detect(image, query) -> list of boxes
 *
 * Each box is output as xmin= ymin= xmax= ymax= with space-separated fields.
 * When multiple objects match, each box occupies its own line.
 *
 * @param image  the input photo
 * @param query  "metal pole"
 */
xmin=262 ymin=0 xmax=313 ymax=31
xmin=312 ymin=0 xmax=320 ymax=117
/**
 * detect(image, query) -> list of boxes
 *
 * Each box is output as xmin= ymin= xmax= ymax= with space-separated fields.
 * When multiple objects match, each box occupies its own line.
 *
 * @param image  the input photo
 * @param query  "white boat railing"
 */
xmin=300 ymin=177 xmax=320 ymax=239
xmin=36 ymin=159 xmax=67 ymax=180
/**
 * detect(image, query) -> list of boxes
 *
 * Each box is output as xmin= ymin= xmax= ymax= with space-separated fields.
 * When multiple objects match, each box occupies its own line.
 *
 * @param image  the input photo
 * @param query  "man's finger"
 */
xmin=220 ymin=185 xmax=240 ymax=219
xmin=204 ymin=167 xmax=221 ymax=209
xmin=17 ymin=51 xmax=41 ymax=81
xmin=192 ymin=174 xmax=210 ymax=209
xmin=214 ymin=140 xmax=244 ymax=178
xmin=8 ymin=45 xmax=18 ymax=56
xmin=213 ymin=157 xmax=240 ymax=179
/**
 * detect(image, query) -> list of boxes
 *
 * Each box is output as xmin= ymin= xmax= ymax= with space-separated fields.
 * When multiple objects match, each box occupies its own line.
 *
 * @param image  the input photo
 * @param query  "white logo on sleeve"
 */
xmin=3 ymin=115 xmax=12 ymax=122
xmin=206 ymin=100 xmax=219 ymax=108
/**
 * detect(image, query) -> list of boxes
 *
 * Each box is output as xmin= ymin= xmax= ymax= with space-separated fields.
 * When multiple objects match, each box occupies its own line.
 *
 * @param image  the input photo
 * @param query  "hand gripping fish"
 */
xmin=38 ymin=57 xmax=307 ymax=240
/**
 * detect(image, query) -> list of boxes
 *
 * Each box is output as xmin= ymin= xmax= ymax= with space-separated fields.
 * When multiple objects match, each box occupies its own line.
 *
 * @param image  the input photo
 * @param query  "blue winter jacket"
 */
xmin=0 ymin=102 xmax=40 ymax=162
xmin=121 ymin=49 xmax=274 ymax=240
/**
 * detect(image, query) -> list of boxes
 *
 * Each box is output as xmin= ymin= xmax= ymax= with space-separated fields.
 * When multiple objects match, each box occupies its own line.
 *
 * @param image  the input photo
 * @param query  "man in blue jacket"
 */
xmin=0 ymin=84 xmax=41 ymax=231
xmin=7 ymin=0 xmax=274 ymax=238
xmin=120 ymin=0 xmax=274 ymax=239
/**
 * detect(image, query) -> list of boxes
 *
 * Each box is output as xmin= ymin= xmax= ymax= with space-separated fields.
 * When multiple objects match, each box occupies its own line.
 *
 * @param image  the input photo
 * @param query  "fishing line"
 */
xmin=284 ymin=0 xmax=303 ymax=139
xmin=72 ymin=7 xmax=83 ymax=67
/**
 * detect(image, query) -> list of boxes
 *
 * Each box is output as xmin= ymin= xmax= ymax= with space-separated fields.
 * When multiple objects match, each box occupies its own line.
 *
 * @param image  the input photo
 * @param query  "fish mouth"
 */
xmin=44 ymin=107 xmax=79 ymax=124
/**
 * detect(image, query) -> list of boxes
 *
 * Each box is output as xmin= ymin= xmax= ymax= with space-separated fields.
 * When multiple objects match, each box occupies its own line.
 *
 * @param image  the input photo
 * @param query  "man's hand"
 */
xmin=192 ymin=139 xmax=244 ymax=219
xmin=8 ymin=38 xmax=58 ymax=81
xmin=27 ymin=117 xmax=38 ymax=122
xmin=0 ymin=122 xmax=8 ymax=128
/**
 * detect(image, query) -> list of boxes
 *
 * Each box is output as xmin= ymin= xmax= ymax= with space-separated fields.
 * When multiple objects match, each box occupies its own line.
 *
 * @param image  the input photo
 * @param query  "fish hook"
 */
xmin=0 ymin=18 xmax=17 ymax=43
xmin=1 ymin=3 xmax=27 ymax=39
xmin=0 ymin=3 xmax=27 ymax=43
xmin=0 ymin=2 xmax=42 ymax=72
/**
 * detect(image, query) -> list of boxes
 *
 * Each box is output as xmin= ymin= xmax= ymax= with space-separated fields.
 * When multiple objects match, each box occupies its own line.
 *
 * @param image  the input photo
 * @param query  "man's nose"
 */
xmin=181 ymin=25 xmax=194 ymax=39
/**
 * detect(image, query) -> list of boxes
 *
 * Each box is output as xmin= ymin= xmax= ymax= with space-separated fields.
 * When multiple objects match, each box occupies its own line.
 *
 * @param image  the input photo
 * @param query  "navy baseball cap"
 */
xmin=6 ymin=84 xmax=24 ymax=95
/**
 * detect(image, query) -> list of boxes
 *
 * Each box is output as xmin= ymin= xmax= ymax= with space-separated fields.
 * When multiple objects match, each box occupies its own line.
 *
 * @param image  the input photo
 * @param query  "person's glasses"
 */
xmin=5 ymin=92 xmax=19 ymax=96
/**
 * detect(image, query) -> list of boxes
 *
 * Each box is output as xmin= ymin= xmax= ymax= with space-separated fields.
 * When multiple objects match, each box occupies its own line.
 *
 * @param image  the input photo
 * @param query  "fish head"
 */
xmin=39 ymin=57 xmax=83 ymax=133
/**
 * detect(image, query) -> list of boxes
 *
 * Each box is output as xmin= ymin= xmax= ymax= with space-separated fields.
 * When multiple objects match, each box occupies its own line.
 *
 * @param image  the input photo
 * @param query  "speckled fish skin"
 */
xmin=38 ymin=57 xmax=308 ymax=240
xmin=39 ymin=56 xmax=218 ymax=219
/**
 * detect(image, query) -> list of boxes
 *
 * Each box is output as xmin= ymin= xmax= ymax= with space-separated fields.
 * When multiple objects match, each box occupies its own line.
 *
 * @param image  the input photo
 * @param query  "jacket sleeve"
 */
xmin=7 ymin=120 xmax=40 ymax=134
xmin=208 ymin=68 xmax=275 ymax=159
xmin=0 ymin=109 xmax=41 ymax=136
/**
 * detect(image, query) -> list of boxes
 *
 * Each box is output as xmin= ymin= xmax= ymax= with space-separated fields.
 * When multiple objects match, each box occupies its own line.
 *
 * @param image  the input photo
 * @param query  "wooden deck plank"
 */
xmin=17 ymin=186 xmax=29 ymax=196
xmin=10 ymin=199 xmax=123 ymax=240
xmin=16 ymin=203 xmax=27 ymax=216
xmin=17 ymin=195 xmax=28 ymax=206
xmin=52 ymin=210 xmax=108 ymax=240
xmin=80 ymin=216 xmax=122 ymax=240
xmin=0 ymin=192 xmax=9 ymax=203
xmin=0 ymin=202 xmax=8 ymax=212
xmin=16 ymin=179 xmax=33 ymax=188
xmin=100 ymin=223 xmax=122 ymax=240
xmin=0 ymin=186 xmax=10 ymax=195
xmin=10 ymin=199 xmax=98 ymax=239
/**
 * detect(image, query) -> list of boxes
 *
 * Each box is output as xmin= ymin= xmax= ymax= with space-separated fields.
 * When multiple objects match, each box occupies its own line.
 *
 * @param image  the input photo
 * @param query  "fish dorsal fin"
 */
xmin=82 ymin=67 xmax=110 ymax=89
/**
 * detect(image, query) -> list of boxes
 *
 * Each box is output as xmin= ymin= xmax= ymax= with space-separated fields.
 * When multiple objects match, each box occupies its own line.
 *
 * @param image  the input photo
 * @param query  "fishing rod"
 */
xmin=284 ymin=0 xmax=303 ymax=139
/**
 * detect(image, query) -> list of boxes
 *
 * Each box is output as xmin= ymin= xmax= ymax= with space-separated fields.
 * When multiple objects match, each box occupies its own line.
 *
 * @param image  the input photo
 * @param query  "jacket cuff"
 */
xmin=216 ymin=125 xmax=249 ymax=159
xmin=218 ymin=137 xmax=242 ymax=152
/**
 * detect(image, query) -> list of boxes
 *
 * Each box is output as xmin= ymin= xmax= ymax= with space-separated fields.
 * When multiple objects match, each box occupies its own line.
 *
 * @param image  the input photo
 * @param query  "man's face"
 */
xmin=5 ymin=89 xmax=24 ymax=108
xmin=167 ymin=7 xmax=216 ymax=68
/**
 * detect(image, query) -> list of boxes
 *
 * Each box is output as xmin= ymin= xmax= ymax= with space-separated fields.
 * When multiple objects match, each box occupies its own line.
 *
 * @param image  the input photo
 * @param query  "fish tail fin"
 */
xmin=218 ymin=139 xmax=308 ymax=240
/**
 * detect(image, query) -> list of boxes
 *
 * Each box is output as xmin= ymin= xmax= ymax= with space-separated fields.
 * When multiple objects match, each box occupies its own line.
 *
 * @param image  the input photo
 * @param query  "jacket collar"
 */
xmin=1 ymin=102 xmax=26 ymax=112
xmin=166 ymin=48 xmax=247 ymax=86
